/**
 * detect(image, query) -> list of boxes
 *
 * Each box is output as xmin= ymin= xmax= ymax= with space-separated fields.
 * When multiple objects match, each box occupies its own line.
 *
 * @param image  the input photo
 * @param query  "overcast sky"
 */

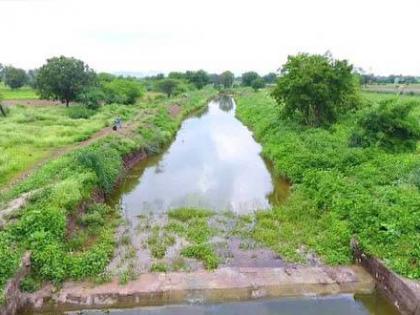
xmin=1 ymin=0 xmax=419 ymax=76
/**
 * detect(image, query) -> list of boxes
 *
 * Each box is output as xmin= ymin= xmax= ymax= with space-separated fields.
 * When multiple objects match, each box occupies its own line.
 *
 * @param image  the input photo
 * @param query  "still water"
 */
xmin=27 ymin=293 xmax=399 ymax=315
xmin=111 ymin=96 xmax=289 ymax=217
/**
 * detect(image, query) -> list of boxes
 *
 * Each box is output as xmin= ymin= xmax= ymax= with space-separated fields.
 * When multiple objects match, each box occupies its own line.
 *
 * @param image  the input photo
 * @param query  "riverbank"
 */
xmin=234 ymin=88 xmax=420 ymax=279
xmin=0 ymin=87 xmax=217 ymax=307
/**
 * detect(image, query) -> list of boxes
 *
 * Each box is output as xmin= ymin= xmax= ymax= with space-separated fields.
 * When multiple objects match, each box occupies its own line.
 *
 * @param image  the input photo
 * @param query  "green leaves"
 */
xmin=272 ymin=53 xmax=360 ymax=126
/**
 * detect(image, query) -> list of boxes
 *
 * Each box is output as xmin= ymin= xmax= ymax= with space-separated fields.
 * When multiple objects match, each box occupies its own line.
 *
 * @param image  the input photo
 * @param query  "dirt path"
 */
xmin=0 ymin=109 xmax=148 ymax=199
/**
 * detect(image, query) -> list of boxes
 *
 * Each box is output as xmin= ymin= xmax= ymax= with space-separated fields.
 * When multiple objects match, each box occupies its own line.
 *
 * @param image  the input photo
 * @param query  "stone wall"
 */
xmin=352 ymin=240 xmax=420 ymax=315
xmin=0 ymin=252 xmax=31 ymax=315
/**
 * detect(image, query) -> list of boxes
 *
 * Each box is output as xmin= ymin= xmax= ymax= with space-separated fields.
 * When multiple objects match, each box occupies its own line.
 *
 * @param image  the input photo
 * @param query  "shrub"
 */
xmin=350 ymin=99 xmax=420 ymax=151
xmin=77 ymin=87 xmax=105 ymax=109
xmin=67 ymin=106 xmax=96 ymax=119
xmin=102 ymin=79 xmax=142 ymax=105
xmin=272 ymin=53 xmax=360 ymax=126
xmin=77 ymin=147 xmax=122 ymax=193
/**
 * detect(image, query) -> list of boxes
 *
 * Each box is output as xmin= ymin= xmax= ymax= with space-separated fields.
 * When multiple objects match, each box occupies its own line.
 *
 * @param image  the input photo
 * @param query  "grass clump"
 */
xmin=147 ymin=227 xmax=175 ymax=259
xmin=168 ymin=207 xmax=214 ymax=222
xmin=150 ymin=263 xmax=168 ymax=273
xmin=181 ymin=243 xmax=218 ymax=270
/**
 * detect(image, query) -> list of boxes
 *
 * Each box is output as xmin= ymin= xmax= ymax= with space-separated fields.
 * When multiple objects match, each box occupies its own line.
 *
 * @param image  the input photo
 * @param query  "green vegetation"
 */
xmin=0 ymin=83 xmax=38 ymax=100
xmin=0 ymin=103 xmax=138 ymax=187
xmin=235 ymin=88 xmax=420 ymax=278
xmin=166 ymin=208 xmax=218 ymax=269
xmin=0 ymin=87 xmax=216 ymax=295
xmin=272 ymin=53 xmax=359 ymax=126
xmin=36 ymin=56 xmax=96 ymax=107
xmin=3 ymin=66 xmax=28 ymax=90
xmin=350 ymin=99 xmax=420 ymax=151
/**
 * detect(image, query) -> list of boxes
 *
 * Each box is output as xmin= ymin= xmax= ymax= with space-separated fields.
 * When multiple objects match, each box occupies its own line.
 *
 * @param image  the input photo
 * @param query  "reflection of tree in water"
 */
xmin=217 ymin=95 xmax=234 ymax=112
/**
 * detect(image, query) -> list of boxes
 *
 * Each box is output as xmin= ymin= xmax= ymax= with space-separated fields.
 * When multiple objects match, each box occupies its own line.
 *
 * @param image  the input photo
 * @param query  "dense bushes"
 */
xmin=272 ymin=53 xmax=360 ymax=126
xmin=236 ymin=89 xmax=420 ymax=278
xmin=350 ymin=98 xmax=420 ymax=151
xmin=101 ymin=79 xmax=143 ymax=105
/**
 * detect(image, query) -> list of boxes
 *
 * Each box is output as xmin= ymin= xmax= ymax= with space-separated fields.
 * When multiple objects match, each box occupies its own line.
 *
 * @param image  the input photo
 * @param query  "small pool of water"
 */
xmin=110 ymin=96 xmax=289 ymax=217
xmin=24 ymin=293 xmax=400 ymax=315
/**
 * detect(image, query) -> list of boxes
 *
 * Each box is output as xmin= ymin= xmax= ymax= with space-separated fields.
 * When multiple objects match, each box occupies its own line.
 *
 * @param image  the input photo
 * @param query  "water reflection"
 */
xmin=111 ymin=97 xmax=289 ymax=218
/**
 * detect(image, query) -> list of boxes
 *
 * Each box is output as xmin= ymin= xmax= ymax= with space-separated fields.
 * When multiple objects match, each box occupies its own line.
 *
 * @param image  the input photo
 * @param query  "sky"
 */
xmin=1 ymin=0 xmax=419 ymax=76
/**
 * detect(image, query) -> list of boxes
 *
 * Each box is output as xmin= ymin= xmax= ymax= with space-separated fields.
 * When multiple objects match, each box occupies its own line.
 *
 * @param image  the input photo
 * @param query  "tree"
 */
xmin=158 ymin=79 xmax=178 ymax=97
xmin=36 ymin=56 xmax=96 ymax=107
xmin=4 ymin=66 xmax=27 ymax=89
xmin=251 ymin=77 xmax=265 ymax=91
xmin=272 ymin=53 xmax=359 ymax=126
xmin=263 ymin=72 xmax=277 ymax=84
xmin=241 ymin=71 xmax=260 ymax=87
xmin=219 ymin=71 xmax=234 ymax=89
xmin=187 ymin=70 xmax=210 ymax=89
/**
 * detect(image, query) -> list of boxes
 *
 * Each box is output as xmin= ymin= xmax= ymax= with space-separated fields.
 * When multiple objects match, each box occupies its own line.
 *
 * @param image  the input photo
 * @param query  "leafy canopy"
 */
xmin=219 ymin=71 xmax=234 ymax=89
xmin=4 ymin=66 xmax=28 ymax=89
xmin=36 ymin=56 xmax=96 ymax=106
xmin=272 ymin=53 xmax=360 ymax=126
xmin=350 ymin=99 xmax=420 ymax=151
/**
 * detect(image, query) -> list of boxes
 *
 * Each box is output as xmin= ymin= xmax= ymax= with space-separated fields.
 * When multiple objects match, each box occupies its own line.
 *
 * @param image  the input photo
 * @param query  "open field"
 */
xmin=0 ymin=83 xmax=38 ymax=100
xmin=235 ymin=89 xmax=420 ymax=279
xmin=0 ymin=102 xmax=140 ymax=188
xmin=363 ymin=83 xmax=420 ymax=95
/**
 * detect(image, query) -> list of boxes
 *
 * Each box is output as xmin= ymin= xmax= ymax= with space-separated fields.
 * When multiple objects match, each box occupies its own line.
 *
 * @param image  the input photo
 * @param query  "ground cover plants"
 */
xmin=235 ymin=88 xmax=420 ymax=279
xmin=0 ymin=87 xmax=217 ymax=301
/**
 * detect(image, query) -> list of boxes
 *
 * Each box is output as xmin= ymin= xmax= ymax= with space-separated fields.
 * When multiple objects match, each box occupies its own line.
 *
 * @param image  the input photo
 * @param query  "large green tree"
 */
xmin=241 ymin=71 xmax=260 ymax=87
xmin=4 ymin=66 xmax=28 ymax=89
xmin=186 ymin=70 xmax=210 ymax=89
xmin=36 ymin=56 xmax=96 ymax=107
xmin=219 ymin=71 xmax=234 ymax=89
xmin=158 ymin=79 xmax=179 ymax=98
xmin=272 ymin=53 xmax=359 ymax=126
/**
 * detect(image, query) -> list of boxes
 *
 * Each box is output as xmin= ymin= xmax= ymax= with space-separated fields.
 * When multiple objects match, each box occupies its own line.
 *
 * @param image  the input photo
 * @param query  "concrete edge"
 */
xmin=20 ymin=265 xmax=375 ymax=312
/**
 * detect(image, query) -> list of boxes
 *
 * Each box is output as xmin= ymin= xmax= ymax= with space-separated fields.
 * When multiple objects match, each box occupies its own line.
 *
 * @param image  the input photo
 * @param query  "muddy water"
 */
xmin=27 ymin=293 xmax=399 ymax=315
xmin=110 ymin=96 xmax=289 ymax=217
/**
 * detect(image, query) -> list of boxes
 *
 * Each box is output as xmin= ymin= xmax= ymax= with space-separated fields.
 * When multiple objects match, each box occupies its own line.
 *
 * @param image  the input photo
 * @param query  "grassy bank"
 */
xmin=0 ymin=103 xmax=140 ymax=188
xmin=0 ymin=83 xmax=38 ymax=100
xmin=0 ymin=87 xmax=217 ymax=300
xmin=235 ymin=89 xmax=419 ymax=279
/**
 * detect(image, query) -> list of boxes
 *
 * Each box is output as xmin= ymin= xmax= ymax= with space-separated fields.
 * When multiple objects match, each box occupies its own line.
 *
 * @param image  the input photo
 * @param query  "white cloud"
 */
xmin=1 ymin=0 xmax=419 ymax=75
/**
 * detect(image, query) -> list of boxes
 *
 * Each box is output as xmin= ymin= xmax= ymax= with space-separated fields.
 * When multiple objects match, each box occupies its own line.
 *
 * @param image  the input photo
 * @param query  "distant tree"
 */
xmin=26 ymin=69 xmax=38 ymax=88
xmin=187 ymin=70 xmax=210 ymax=89
xmin=263 ymin=72 xmax=277 ymax=84
xmin=272 ymin=53 xmax=359 ymax=126
xmin=4 ymin=66 xmax=28 ymax=89
xmin=209 ymin=73 xmax=220 ymax=87
xmin=241 ymin=71 xmax=260 ymax=87
xmin=168 ymin=72 xmax=186 ymax=80
xmin=219 ymin=71 xmax=234 ymax=89
xmin=158 ymin=79 xmax=179 ymax=97
xmin=251 ymin=77 xmax=265 ymax=91
xmin=36 ymin=56 xmax=96 ymax=107
xmin=97 ymin=72 xmax=116 ymax=83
